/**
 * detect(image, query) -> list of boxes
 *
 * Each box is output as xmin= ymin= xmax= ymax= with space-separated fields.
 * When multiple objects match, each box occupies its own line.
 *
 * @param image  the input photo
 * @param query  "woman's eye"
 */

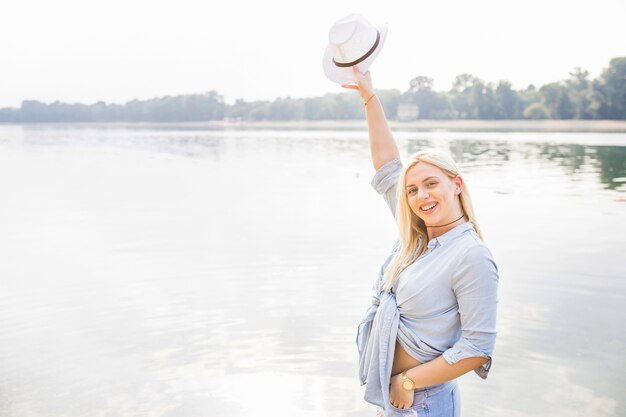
xmin=407 ymin=188 xmax=417 ymax=196
xmin=428 ymin=182 xmax=437 ymax=187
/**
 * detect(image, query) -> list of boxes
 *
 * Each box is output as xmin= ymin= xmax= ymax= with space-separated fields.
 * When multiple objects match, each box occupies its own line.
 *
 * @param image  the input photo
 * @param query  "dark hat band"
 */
xmin=332 ymin=30 xmax=380 ymax=68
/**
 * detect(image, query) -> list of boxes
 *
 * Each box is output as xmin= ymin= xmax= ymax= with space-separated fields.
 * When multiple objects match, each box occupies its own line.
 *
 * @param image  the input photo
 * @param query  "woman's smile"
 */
xmin=420 ymin=202 xmax=438 ymax=214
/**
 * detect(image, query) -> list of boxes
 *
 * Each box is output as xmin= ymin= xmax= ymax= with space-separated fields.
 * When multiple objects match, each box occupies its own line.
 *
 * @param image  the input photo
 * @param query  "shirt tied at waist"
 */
xmin=357 ymin=290 xmax=417 ymax=417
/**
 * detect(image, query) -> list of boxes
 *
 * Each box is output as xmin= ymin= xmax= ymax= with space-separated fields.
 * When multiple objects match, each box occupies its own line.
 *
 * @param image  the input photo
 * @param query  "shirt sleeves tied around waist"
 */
xmin=442 ymin=244 xmax=499 ymax=379
xmin=357 ymin=239 xmax=400 ymax=387
xmin=356 ymin=275 xmax=381 ymax=387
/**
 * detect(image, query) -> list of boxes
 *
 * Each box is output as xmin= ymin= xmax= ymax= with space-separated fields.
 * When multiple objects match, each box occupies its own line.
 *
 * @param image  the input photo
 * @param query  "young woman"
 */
xmin=346 ymin=68 xmax=499 ymax=417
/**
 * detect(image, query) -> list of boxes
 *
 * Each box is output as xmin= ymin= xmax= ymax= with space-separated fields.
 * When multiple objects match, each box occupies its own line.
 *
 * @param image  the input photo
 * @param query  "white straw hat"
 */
xmin=322 ymin=13 xmax=388 ymax=84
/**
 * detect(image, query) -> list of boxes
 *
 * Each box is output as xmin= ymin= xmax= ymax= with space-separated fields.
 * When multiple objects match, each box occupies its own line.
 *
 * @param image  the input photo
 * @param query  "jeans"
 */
xmin=376 ymin=379 xmax=461 ymax=417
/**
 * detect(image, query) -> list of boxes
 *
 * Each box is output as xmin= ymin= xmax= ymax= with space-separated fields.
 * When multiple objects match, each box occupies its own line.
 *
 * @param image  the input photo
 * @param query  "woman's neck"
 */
xmin=427 ymin=214 xmax=466 ymax=240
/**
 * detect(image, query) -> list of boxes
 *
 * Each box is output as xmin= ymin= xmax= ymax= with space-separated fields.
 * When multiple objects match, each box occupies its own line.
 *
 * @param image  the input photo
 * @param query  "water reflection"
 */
xmin=445 ymin=140 xmax=512 ymax=165
xmin=595 ymin=146 xmax=626 ymax=190
xmin=17 ymin=126 xmax=626 ymax=192
xmin=0 ymin=125 xmax=624 ymax=417
xmin=21 ymin=127 xmax=227 ymax=160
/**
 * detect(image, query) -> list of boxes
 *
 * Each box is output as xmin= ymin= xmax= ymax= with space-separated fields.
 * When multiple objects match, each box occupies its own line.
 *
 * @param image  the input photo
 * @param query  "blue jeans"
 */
xmin=377 ymin=379 xmax=461 ymax=417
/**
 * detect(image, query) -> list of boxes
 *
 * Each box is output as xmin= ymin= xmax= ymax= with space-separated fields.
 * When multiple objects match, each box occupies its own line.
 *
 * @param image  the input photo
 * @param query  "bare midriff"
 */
xmin=391 ymin=339 xmax=423 ymax=377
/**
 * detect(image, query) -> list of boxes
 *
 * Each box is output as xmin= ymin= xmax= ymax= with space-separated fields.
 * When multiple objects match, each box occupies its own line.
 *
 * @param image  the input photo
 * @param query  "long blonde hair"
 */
xmin=381 ymin=148 xmax=484 ymax=292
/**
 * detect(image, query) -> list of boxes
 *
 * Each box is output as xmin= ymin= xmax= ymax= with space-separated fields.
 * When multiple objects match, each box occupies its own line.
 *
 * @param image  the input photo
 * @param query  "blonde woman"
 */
xmin=346 ymin=68 xmax=499 ymax=417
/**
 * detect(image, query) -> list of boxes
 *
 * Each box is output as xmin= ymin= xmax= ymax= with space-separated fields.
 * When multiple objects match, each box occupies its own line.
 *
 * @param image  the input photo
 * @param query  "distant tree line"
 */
xmin=0 ymin=92 xmax=226 ymax=123
xmin=1 ymin=57 xmax=624 ymax=123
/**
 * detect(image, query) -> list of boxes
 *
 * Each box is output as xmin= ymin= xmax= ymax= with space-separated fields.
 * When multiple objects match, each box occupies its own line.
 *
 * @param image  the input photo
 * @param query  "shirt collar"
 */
xmin=427 ymin=221 xmax=474 ymax=250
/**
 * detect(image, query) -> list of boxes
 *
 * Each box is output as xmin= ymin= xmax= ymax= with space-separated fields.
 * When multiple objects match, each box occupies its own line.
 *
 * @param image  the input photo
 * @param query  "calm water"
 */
xmin=0 ymin=124 xmax=625 ymax=417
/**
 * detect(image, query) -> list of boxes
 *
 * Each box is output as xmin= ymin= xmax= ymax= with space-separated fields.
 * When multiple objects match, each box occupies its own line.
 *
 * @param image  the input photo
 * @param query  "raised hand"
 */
xmin=340 ymin=66 xmax=375 ymax=102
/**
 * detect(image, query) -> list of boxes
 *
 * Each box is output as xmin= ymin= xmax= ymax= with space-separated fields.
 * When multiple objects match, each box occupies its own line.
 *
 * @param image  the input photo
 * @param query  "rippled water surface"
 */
xmin=0 ymin=124 xmax=625 ymax=417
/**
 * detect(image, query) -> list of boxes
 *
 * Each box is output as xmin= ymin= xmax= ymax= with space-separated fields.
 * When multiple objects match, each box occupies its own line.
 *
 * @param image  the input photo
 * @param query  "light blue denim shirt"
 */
xmin=356 ymin=158 xmax=499 ymax=417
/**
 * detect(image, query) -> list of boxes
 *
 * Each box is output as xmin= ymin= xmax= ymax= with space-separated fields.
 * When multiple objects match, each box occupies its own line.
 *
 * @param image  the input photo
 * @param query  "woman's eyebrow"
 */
xmin=405 ymin=176 xmax=438 ymax=187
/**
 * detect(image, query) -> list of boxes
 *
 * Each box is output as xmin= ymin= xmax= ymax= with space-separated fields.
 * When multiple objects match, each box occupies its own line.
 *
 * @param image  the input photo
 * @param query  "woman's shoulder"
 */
xmin=451 ymin=233 xmax=500 ymax=287
xmin=458 ymin=230 xmax=497 ymax=265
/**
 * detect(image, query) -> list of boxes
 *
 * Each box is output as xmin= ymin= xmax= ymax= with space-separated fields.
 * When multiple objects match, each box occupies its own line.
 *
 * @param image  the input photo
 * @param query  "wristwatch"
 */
xmin=401 ymin=371 xmax=415 ymax=390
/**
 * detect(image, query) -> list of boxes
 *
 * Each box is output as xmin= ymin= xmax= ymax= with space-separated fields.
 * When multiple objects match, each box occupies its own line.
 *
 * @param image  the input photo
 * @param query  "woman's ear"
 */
xmin=454 ymin=175 xmax=463 ymax=195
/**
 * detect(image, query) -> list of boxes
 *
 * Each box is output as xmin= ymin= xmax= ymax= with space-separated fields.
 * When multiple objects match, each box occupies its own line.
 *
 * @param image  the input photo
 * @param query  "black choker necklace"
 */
xmin=426 ymin=214 xmax=465 ymax=228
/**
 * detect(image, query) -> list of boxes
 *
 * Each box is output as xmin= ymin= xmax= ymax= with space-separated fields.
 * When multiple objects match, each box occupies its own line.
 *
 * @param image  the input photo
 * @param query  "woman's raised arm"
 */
xmin=341 ymin=67 xmax=400 ymax=171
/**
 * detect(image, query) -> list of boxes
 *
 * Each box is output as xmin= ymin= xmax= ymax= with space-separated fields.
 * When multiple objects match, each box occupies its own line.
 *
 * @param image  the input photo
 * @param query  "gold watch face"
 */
xmin=402 ymin=380 xmax=414 ymax=390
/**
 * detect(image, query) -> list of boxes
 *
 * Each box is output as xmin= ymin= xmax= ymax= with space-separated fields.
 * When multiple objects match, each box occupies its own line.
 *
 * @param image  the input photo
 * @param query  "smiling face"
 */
xmin=404 ymin=161 xmax=464 ymax=227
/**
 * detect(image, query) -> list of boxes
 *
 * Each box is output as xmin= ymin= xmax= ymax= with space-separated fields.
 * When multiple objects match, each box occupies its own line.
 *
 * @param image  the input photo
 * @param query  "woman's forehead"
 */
xmin=406 ymin=161 xmax=443 ymax=179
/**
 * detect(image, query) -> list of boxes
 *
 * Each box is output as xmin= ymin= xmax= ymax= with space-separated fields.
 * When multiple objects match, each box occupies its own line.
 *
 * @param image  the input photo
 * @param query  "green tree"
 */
xmin=0 ymin=107 xmax=20 ymax=122
xmin=519 ymin=84 xmax=541 ymax=117
xmin=495 ymin=81 xmax=522 ymax=119
xmin=448 ymin=74 xmax=499 ymax=119
xmin=566 ymin=67 xmax=594 ymax=119
xmin=540 ymin=82 xmax=575 ymax=119
xmin=523 ymin=102 xmax=550 ymax=119
xmin=450 ymin=73 xmax=478 ymax=118
xmin=592 ymin=57 xmax=626 ymax=119
xmin=268 ymin=97 xmax=304 ymax=120
xmin=406 ymin=75 xmax=451 ymax=119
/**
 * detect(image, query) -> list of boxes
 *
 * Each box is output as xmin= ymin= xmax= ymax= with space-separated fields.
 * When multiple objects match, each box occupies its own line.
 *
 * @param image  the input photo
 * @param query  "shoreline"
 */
xmin=223 ymin=119 xmax=626 ymax=132
xmin=2 ymin=119 xmax=626 ymax=132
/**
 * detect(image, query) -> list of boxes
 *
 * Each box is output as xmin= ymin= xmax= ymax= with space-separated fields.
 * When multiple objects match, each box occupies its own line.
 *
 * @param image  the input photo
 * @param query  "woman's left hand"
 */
xmin=340 ymin=66 xmax=374 ymax=102
xmin=389 ymin=373 xmax=415 ymax=409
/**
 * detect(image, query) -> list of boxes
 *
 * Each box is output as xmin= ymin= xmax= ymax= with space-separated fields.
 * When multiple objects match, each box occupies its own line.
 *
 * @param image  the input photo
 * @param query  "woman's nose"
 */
xmin=417 ymin=188 xmax=429 ymax=199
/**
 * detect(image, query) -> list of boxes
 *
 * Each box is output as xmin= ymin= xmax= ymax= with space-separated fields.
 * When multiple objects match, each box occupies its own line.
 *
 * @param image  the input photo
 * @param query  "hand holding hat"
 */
xmin=341 ymin=66 xmax=375 ymax=103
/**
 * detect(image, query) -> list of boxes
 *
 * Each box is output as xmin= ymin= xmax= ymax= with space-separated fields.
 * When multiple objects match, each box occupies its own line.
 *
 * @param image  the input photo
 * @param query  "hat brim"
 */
xmin=322 ymin=24 xmax=388 ymax=84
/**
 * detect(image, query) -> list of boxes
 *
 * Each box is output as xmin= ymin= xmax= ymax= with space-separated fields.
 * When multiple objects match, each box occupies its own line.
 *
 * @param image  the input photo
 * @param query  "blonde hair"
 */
xmin=381 ymin=148 xmax=484 ymax=293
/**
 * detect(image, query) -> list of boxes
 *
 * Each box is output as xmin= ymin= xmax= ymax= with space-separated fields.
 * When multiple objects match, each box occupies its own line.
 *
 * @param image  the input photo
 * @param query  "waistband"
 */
xmin=412 ymin=378 xmax=458 ymax=395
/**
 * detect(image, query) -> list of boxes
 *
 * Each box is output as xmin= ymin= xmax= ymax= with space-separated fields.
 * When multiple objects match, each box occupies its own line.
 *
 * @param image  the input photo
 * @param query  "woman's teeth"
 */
xmin=421 ymin=202 xmax=437 ymax=212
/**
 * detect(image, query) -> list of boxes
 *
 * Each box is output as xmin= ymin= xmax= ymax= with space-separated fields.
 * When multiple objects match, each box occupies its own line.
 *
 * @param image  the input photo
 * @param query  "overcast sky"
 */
xmin=2 ymin=0 xmax=625 ymax=108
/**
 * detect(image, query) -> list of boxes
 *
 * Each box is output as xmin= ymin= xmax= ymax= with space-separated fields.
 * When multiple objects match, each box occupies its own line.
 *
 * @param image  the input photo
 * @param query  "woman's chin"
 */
xmin=424 ymin=214 xmax=447 ymax=227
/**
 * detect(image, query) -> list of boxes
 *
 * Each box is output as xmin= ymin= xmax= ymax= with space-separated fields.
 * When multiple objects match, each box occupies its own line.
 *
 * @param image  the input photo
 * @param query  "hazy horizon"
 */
xmin=2 ymin=59 xmax=622 ymax=109
xmin=2 ymin=0 xmax=625 ymax=108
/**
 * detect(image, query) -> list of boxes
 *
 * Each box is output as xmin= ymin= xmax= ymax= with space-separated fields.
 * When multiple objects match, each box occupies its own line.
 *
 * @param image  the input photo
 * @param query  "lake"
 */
xmin=0 ymin=123 xmax=625 ymax=417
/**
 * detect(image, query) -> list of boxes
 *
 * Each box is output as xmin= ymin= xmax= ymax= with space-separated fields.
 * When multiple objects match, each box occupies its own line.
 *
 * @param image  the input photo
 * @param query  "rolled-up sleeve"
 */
xmin=370 ymin=158 xmax=403 ymax=218
xmin=442 ymin=244 xmax=499 ymax=379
